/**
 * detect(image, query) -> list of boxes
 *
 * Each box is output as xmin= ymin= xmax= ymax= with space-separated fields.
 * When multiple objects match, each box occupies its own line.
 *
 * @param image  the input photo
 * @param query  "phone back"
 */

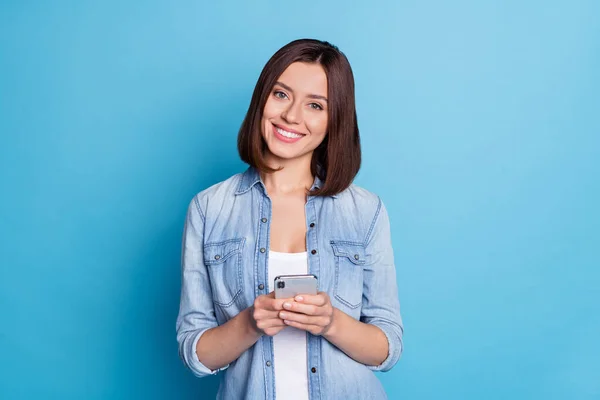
xmin=274 ymin=274 xmax=318 ymax=299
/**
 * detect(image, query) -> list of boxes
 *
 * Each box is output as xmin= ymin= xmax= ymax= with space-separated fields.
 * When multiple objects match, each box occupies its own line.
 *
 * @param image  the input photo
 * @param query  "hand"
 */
xmin=250 ymin=291 xmax=291 ymax=337
xmin=278 ymin=292 xmax=335 ymax=336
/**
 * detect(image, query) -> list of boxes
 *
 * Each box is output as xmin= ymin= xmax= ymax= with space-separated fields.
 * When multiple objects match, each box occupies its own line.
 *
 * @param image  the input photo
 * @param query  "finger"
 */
xmin=266 ymin=297 xmax=295 ymax=311
xmin=293 ymin=292 xmax=328 ymax=307
xmin=256 ymin=318 xmax=286 ymax=330
xmin=282 ymin=319 xmax=322 ymax=335
xmin=254 ymin=292 xmax=275 ymax=310
xmin=264 ymin=325 xmax=286 ymax=337
xmin=253 ymin=308 xmax=281 ymax=320
xmin=279 ymin=310 xmax=311 ymax=324
xmin=279 ymin=311 xmax=329 ymax=326
xmin=256 ymin=293 xmax=287 ymax=311
xmin=282 ymin=300 xmax=321 ymax=316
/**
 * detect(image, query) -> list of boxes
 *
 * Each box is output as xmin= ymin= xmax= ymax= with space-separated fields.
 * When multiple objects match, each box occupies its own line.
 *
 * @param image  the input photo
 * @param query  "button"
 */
xmin=266 ymin=361 xmax=271 ymax=367
xmin=260 ymin=248 xmax=266 ymax=253
xmin=258 ymin=284 xmax=264 ymax=290
xmin=311 ymin=367 xmax=316 ymax=373
xmin=214 ymin=255 xmax=221 ymax=260
xmin=261 ymin=217 xmax=268 ymax=223
xmin=309 ymin=222 xmax=315 ymax=228
xmin=354 ymin=254 xmax=360 ymax=260
xmin=311 ymin=249 xmax=317 ymax=255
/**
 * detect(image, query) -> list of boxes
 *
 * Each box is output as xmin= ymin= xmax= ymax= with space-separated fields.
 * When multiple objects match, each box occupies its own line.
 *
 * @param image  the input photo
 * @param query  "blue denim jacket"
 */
xmin=176 ymin=167 xmax=403 ymax=399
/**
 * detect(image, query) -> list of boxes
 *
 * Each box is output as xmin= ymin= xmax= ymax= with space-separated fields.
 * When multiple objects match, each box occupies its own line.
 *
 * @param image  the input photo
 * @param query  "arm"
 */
xmin=357 ymin=199 xmax=404 ymax=371
xmin=194 ymin=308 xmax=261 ymax=371
xmin=279 ymin=199 xmax=403 ymax=370
xmin=176 ymin=197 xmax=289 ymax=376
xmin=176 ymin=195 xmax=229 ymax=377
xmin=195 ymin=292 xmax=291 ymax=371
xmin=324 ymin=307 xmax=389 ymax=366
xmin=280 ymin=294 xmax=390 ymax=367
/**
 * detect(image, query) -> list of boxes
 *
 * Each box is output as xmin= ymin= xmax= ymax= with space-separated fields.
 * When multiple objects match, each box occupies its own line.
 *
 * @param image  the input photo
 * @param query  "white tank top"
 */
xmin=267 ymin=250 xmax=310 ymax=400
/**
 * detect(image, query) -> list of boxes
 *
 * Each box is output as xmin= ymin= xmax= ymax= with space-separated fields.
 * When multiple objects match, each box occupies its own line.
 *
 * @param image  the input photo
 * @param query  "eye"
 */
xmin=273 ymin=90 xmax=288 ymax=100
xmin=309 ymin=103 xmax=323 ymax=111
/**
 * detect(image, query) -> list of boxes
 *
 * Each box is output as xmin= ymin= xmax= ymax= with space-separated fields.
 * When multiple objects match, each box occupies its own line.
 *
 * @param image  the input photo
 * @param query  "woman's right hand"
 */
xmin=250 ymin=291 xmax=288 ymax=337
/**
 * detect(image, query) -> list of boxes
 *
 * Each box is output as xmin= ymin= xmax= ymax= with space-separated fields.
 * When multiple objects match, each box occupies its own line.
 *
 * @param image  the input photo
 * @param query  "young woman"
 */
xmin=177 ymin=39 xmax=403 ymax=400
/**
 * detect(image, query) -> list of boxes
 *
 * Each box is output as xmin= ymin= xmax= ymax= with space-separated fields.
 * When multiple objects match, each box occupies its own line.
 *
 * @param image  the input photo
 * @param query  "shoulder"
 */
xmin=190 ymin=172 xmax=245 ymax=215
xmin=338 ymin=184 xmax=393 ymax=248
xmin=335 ymin=182 xmax=383 ymax=216
xmin=329 ymin=183 xmax=388 ymax=243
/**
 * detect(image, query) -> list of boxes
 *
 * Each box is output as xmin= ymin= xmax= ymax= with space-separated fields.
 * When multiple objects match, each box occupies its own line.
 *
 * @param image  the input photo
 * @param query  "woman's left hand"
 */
xmin=278 ymin=292 xmax=335 ymax=336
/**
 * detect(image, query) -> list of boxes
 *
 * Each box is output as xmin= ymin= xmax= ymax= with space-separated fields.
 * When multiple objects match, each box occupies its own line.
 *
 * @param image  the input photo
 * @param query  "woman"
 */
xmin=177 ymin=39 xmax=403 ymax=400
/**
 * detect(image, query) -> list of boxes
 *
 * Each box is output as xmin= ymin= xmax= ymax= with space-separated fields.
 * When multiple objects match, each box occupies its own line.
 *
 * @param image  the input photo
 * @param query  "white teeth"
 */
xmin=276 ymin=127 xmax=303 ymax=139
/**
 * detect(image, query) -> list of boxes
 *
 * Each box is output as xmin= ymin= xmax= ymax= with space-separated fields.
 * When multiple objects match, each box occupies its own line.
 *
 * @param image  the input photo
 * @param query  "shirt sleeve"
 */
xmin=176 ymin=195 xmax=229 ymax=378
xmin=360 ymin=198 xmax=404 ymax=372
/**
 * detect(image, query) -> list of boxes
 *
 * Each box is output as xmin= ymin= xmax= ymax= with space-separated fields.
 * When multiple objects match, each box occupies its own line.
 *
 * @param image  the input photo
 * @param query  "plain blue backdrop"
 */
xmin=1 ymin=1 xmax=598 ymax=399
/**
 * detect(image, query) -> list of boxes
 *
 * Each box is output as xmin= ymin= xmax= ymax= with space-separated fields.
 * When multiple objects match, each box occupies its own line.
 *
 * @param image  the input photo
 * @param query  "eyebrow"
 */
xmin=275 ymin=81 xmax=328 ymax=102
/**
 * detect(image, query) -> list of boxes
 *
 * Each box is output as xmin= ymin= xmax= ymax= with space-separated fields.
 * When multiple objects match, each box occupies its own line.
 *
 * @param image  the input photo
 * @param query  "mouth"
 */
xmin=272 ymin=124 xmax=306 ymax=143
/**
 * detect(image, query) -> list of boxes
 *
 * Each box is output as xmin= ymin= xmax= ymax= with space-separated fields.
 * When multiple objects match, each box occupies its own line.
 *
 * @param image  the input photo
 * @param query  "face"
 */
xmin=261 ymin=62 xmax=329 ymax=164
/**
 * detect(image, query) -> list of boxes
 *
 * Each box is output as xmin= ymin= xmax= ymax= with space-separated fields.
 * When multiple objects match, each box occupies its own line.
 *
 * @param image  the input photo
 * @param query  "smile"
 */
xmin=272 ymin=124 xmax=306 ymax=143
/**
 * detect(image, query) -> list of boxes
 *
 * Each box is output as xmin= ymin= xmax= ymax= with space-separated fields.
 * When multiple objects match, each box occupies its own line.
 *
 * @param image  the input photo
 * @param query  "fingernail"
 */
xmin=279 ymin=312 xmax=287 ymax=319
xmin=283 ymin=302 xmax=292 ymax=309
xmin=295 ymin=296 xmax=304 ymax=302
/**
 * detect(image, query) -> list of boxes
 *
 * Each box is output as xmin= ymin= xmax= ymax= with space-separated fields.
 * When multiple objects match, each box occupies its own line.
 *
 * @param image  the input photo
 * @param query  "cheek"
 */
xmin=261 ymin=100 xmax=277 ymax=135
xmin=262 ymin=103 xmax=272 ymax=121
xmin=306 ymin=113 xmax=328 ymax=137
xmin=263 ymin=97 xmax=287 ymax=119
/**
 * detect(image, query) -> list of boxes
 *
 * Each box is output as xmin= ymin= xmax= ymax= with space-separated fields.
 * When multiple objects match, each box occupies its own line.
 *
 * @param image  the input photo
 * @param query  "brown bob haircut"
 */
xmin=237 ymin=39 xmax=361 ymax=197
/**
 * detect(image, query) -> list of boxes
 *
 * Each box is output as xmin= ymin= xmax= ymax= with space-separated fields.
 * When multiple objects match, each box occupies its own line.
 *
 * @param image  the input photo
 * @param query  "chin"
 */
xmin=267 ymin=147 xmax=298 ymax=160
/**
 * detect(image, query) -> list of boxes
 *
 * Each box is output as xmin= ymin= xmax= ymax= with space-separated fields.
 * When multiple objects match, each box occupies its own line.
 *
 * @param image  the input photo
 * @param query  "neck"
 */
xmin=261 ymin=152 xmax=314 ymax=195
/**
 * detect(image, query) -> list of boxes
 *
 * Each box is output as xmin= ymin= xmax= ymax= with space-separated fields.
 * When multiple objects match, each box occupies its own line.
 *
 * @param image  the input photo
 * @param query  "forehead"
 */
xmin=277 ymin=62 xmax=328 ymax=96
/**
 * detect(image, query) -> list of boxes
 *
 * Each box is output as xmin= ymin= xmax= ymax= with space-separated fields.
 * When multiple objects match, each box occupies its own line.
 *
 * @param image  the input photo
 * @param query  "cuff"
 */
xmin=367 ymin=322 xmax=403 ymax=372
xmin=188 ymin=328 xmax=229 ymax=377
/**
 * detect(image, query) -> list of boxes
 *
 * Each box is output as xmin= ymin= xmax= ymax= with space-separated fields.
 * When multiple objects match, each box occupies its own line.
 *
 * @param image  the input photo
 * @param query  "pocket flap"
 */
xmin=204 ymin=238 xmax=244 ymax=265
xmin=330 ymin=241 xmax=366 ymax=265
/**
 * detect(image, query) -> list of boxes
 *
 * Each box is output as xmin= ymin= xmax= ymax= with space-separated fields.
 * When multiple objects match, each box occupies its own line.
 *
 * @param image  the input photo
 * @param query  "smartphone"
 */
xmin=274 ymin=274 xmax=318 ymax=299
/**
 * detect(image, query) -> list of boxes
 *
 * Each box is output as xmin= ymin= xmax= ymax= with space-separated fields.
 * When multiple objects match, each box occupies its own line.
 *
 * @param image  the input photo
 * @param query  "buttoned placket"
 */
xmin=255 ymin=184 xmax=276 ymax=400
xmin=255 ymin=180 xmax=323 ymax=400
xmin=305 ymin=193 xmax=321 ymax=400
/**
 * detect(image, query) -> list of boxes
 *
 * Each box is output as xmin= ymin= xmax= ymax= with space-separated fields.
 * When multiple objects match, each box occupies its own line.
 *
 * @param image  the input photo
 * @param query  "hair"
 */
xmin=237 ymin=38 xmax=361 ymax=197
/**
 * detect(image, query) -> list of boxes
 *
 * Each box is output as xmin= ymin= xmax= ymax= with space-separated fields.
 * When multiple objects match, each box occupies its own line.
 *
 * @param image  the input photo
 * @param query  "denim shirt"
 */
xmin=176 ymin=167 xmax=403 ymax=400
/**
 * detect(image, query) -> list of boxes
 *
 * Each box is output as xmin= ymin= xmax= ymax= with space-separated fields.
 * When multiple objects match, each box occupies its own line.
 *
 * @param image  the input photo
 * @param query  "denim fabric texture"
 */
xmin=177 ymin=167 xmax=403 ymax=399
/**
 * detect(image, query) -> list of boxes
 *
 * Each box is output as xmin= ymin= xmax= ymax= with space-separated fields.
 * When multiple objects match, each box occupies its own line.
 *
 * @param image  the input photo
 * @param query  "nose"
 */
xmin=281 ymin=100 xmax=302 ymax=125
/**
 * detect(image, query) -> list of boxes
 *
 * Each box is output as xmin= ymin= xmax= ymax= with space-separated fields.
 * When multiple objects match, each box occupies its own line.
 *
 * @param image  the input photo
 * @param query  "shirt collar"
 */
xmin=235 ymin=166 xmax=337 ymax=198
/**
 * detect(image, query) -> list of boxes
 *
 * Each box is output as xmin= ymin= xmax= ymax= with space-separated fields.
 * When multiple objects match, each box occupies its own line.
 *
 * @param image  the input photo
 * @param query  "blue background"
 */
xmin=1 ymin=1 xmax=598 ymax=399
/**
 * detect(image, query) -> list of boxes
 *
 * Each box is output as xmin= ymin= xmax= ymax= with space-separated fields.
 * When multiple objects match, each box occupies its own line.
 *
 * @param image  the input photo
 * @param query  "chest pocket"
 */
xmin=203 ymin=238 xmax=245 ymax=307
xmin=331 ymin=241 xmax=366 ymax=309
